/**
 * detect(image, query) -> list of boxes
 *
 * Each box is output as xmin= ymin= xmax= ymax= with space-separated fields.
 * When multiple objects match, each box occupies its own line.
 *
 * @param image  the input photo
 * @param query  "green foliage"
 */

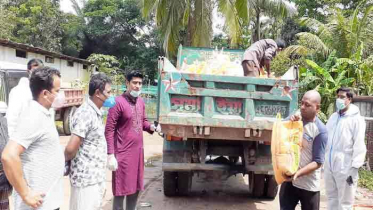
xmin=87 ymin=53 xmax=126 ymax=88
xmin=359 ymin=169 xmax=373 ymax=191
xmin=60 ymin=13 xmax=85 ymax=57
xmin=142 ymin=0 xmax=214 ymax=57
xmin=299 ymin=55 xmax=355 ymax=118
xmin=271 ymin=51 xmax=305 ymax=77
xmin=87 ymin=53 xmax=120 ymax=76
xmin=289 ymin=5 xmax=373 ymax=61
xmin=7 ymin=0 xmax=65 ymax=52
xmin=211 ymin=34 xmax=230 ymax=49
xmin=293 ymin=0 xmax=362 ymax=21
xmin=76 ymin=0 xmax=161 ymax=83
xmin=0 ymin=1 xmax=16 ymax=39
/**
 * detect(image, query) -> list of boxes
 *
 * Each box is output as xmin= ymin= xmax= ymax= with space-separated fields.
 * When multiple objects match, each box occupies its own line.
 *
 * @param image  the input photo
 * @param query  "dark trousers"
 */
xmin=279 ymin=181 xmax=320 ymax=210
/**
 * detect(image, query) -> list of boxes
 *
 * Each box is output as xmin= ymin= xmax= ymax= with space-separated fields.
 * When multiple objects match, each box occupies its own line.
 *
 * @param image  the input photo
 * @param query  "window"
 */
xmin=67 ymin=61 xmax=74 ymax=67
xmin=83 ymin=64 xmax=88 ymax=70
xmin=45 ymin=56 xmax=54 ymax=63
xmin=15 ymin=50 xmax=27 ymax=58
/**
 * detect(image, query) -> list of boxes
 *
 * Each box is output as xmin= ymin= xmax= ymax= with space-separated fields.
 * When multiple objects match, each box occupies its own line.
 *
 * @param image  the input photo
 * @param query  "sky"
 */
xmin=60 ymin=0 xmax=75 ymax=14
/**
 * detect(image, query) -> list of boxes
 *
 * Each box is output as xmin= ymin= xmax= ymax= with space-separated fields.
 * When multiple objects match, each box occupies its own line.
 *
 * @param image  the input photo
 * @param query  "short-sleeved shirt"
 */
xmin=292 ymin=117 xmax=328 ymax=192
xmin=69 ymin=99 xmax=107 ymax=187
xmin=11 ymin=100 xmax=64 ymax=210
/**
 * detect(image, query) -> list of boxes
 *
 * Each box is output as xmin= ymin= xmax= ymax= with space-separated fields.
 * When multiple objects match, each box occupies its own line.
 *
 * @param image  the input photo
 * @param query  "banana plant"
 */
xmin=300 ymin=58 xmax=354 ymax=119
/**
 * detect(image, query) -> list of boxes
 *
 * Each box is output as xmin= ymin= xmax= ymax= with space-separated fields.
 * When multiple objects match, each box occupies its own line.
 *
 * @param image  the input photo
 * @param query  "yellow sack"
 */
xmin=271 ymin=113 xmax=303 ymax=185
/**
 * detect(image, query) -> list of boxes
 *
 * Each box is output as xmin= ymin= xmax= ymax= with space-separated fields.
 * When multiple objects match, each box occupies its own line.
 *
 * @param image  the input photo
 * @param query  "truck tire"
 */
xmin=229 ymin=156 xmax=239 ymax=164
xmin=163 ymin=172 xmax=177 ymax=196
xmin=265 ymin=175 xmax=278 ymax=199
xmin=177 ymin=172 xmax=192 ymax=196
xmin=63 ymin=106 xmax=77 ymax=135
xmin=253 ymin=174 xmax=265 ymax=198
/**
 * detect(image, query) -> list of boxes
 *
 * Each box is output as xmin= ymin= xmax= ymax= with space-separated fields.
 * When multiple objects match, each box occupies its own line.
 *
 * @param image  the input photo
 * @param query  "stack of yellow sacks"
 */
xmin=271 ymin=114 xmax=303 ymax=184
xmin=180 ymin=49 xmax=243 ymax=76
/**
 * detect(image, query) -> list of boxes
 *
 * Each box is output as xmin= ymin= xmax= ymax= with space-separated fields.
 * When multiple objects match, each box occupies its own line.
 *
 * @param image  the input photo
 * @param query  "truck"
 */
xmin=157 ymin=46 xmax=299 ymax=198
xmin=0 ymin=67 xmax=84 ymax=135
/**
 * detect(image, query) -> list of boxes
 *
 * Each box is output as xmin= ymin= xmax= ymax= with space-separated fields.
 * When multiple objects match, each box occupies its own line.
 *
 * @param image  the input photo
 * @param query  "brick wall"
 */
xmin=367 ymin=120 xmax=373 ymax=170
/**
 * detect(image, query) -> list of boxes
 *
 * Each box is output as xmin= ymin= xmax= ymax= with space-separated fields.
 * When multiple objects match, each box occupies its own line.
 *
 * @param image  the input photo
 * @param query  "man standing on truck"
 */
xmin=1 ymin=67 xmax=65 ymax=210
xmin=280 ymin=90 xmax=328 ymax=210
xmin=6 ymin=58 xmax=44 ymax=137
xmin=105 ymin=70 xmax=161 ymax=210
xmin=324 ymin=87 xmax=366 ymax=210
xmin=241 ymin=39 xmax=285 ymax=77
xmin=65 ymin=72 xmax=115 ymax=210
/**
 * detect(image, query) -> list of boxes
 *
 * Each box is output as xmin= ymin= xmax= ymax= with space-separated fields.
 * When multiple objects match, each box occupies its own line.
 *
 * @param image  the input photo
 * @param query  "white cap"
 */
xmin=0 ymin=101 xmax=7 ymax=114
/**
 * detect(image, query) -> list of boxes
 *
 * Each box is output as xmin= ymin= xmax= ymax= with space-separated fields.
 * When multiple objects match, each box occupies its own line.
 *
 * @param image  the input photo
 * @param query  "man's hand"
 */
xmin=22 ymin=189 xmax=45 ymax=208
xmin=107 ymin=154 xmax=118 ymax=171
xmin=290 ymin=114 xmax=301 ymax=121
xmin=150 ymin=124 xmax=161 ymax=133
xmin=292 ymin=171 xmax=300 ymax=181
xmin=283 ymin=174 xmax=293 ymax=182
xmin=346 ymin=167 xmax=359 ymax=186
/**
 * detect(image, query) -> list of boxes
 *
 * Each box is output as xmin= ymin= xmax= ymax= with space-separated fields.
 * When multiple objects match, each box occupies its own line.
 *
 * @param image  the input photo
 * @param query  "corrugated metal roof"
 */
xmin=0 ymin=39 xmax=91 ymax=65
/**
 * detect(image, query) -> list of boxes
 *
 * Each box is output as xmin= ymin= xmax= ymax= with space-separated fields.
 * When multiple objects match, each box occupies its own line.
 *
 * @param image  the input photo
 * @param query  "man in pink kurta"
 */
xmin=105 ymin=71 xmax=160 ymax=210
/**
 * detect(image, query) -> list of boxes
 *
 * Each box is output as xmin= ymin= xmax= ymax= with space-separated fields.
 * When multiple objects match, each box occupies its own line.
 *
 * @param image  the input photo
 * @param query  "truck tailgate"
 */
xmin=157 ymin=58 xmax=298 ymax=141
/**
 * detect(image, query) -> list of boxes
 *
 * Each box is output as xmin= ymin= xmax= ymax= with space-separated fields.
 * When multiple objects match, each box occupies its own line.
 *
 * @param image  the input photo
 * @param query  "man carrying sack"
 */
xmin=279 ymin=90 xmax=328 ymax=210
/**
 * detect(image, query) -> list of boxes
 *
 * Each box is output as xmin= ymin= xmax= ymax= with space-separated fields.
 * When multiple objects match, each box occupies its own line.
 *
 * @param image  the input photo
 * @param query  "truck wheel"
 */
xmin=177 ymin=172 xmax=192 ymax=196
xmin=265 ymin=175 xmax=278 ymax=199
xmin=63 ymin=106 xmax=77 ymax=135
xmin=229 ymin=156 xmax=239 ymax=164
xmin=253 ymin=174 xmax=265 ymax=198
xmin=163 ymin=172 xmax=177 ymax=196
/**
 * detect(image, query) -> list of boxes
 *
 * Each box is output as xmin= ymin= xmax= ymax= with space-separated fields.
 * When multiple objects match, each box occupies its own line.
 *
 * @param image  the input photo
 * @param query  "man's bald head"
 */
xmin=303 ymin=90 xmax=321 ymax=105
xmin=300 ymin=90 xmax=321 ymax=122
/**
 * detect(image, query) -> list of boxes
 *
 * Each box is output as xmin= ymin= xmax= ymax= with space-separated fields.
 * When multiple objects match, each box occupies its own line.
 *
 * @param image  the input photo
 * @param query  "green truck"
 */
xmin=157 ymin=46 xmax=299 ymax=199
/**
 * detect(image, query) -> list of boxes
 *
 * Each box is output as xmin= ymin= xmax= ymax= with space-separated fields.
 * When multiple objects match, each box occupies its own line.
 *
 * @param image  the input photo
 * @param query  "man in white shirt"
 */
xmin=1 ymin=67 xmax=64 ymax=210
xmin=6 ymin=58 xmax=43 ymax=137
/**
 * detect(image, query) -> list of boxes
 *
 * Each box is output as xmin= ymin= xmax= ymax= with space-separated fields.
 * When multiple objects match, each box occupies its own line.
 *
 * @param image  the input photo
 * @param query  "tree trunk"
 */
xmin=252 ymin=11 xmax=261 ymax=43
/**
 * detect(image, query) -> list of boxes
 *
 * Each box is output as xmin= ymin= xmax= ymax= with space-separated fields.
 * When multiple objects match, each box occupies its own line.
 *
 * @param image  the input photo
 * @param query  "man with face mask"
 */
xmin=324 ymin=87 xmax=366 ymax=210
xmin=105 ymin=70 xmax=160 ymax=210
xmin=64 ymin=72 xmax=114 ymax=210
xmin=280 ymin=90 xmax=328 ymax=210
xmin=1 ymin=67 xmax=64 ymax=210
xmin=6 ymin=58 xmax=44 ymax=137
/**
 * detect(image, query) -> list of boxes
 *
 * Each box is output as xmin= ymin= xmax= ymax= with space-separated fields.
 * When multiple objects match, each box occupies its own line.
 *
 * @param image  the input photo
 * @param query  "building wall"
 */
xmin=0 ymin=45 xmax=90 ymax=85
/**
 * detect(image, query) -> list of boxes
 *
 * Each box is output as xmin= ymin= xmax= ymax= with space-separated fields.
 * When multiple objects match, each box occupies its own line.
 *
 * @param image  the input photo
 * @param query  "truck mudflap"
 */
xmin=162 ymin=163 xmax=274 ymax=174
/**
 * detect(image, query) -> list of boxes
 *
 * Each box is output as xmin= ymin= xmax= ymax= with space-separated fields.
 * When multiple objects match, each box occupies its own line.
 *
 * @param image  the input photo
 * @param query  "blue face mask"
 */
xmin=103 ymin=96 xmax=116 ymax=108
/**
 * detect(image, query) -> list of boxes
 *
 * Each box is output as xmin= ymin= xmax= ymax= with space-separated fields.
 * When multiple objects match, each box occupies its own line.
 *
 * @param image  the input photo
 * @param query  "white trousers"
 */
xmin=324 ymin=165 xmax=358 ymax=210
xmin=69 ymin=182 xmax=106 ymax=210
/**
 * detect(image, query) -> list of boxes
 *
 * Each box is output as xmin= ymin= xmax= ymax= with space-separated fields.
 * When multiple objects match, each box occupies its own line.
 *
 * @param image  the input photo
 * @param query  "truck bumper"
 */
xmin=162 ymin=163 xmax=273 ymax=174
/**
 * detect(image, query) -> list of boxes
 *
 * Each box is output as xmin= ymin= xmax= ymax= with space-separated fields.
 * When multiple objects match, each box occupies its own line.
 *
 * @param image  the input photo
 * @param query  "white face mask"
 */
xmin=130 ymin=90 xmax=141 ymax=98
xmin=51 ymin=91 xmax=66 ymax=109
xmin=335 ymin=98 xmax=346 ymax=111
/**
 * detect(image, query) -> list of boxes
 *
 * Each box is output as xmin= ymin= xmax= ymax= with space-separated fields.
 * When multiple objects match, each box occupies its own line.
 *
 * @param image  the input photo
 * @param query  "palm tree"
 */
xmin=285 ymin=4 xmax=373 ymax=96
xmin=142 ymin=0 xmax=214 ymax=57
xmin=285 ymin=5 xmax=373 ymax=60
xmin=142 ymin=0 xmax=296 ymax=56
xmin=217 ymin=0 xmax=297 ymax=47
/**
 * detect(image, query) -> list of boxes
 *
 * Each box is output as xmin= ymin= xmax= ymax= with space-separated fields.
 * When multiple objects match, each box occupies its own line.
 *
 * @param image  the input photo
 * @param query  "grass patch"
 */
xmin=359 ymin=169 xmax=373 ymax=191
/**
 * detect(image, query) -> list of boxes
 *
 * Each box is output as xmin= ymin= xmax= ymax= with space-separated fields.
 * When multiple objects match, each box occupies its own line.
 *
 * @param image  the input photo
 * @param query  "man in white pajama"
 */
xmin=65 ymin=72 xmax=115 ymax=210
